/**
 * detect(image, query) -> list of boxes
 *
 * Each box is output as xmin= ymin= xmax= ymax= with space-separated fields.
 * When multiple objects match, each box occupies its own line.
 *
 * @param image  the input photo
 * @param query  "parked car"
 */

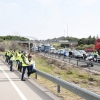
xmin=49 ymin=47 xmax=56 ymax=54
xmin=78 ymin=50 xmax=88 ymax=59
xmin=53 ymin=49 xmax=58 ymax=54
xmin=57 ymin=49 xmax=65 ymax=55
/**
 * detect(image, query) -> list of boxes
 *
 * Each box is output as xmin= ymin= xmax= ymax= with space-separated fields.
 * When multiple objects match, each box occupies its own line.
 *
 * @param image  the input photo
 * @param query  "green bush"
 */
xmin=76 ymin=44 xmax=94 ymax=50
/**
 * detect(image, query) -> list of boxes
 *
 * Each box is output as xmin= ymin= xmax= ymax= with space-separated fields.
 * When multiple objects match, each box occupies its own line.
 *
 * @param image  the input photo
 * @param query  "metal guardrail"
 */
xmin=35 ymin=69 xmax=100 ymax=100
xmin=42 ymin=52 xmax=100 ymax=67
xmin=1 ymin=54 xmax=100 ymax=100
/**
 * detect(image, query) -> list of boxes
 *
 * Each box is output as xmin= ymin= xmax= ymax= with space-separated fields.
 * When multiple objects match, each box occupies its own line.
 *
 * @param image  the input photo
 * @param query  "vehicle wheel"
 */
xmin=91 ymin=64 xmax=93 ymax=67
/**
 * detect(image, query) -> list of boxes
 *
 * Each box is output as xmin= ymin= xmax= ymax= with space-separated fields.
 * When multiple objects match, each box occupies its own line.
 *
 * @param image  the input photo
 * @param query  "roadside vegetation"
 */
xmin=0 ymin=35 xmax=99 ymax=100
xmin=31 ymin=54 xmax=100 ymax=100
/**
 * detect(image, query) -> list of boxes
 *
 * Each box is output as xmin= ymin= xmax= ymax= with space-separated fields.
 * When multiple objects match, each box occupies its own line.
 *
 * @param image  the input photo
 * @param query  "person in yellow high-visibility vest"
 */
xmin=5 ymin=50 xmax=9 ymax=63
xmin=7 ymin=49 xmax=12 ymax=64
xmin=9 ymin=50 xmax=15 ymax=71
xmin=18 ymin=50 xmax=23 ymax=72
xmin=93 ymin=50 xmax=98 ymax=62
xmin=21 ymin=52 xmax=30 ymax=81
xmin=16 ymin=50 xmax=22 ymax=70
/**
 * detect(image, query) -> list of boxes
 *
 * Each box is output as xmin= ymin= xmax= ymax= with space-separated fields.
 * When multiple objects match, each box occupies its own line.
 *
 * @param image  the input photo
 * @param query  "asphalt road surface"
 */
xmin=0 ymin=59 xmax=61 ymax=100
xmin=41 ymin=53 xmax=100 ymax=72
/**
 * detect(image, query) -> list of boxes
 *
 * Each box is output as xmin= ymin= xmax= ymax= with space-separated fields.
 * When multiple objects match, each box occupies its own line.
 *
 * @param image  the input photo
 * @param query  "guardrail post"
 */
xmin=69 ymin=58 xmax=70 ymax=63
xmin=63 ymin=56 xmax=64 ymax=61
xmin=52 ymin=53 xmax=53 ymax=58
xmin=35 ymin=73 xmax=37 ymax=79
xmin=57 ymin=76 xmax=60 ymax=93
xmin=77 ymin=60 xmax=78 ymax=66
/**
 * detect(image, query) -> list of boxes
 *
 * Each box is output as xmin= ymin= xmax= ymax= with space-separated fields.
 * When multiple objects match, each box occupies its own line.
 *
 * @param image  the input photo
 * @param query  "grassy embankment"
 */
xmin=31 ymin=54 xmax=100 ymax=100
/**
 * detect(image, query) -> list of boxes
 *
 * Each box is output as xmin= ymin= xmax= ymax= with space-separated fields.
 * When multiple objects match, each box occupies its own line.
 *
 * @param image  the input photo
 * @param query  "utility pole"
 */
xmin=67 ymin=25 xmax=68 ymax=37
xmin=64 ymin=30 xmax=65 ymax=40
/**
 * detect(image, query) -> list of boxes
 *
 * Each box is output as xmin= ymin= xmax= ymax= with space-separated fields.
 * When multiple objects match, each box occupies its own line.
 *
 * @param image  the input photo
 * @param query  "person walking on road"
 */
xmin=18 ymin=50 xmax=23 ymax=72
xmin=7 ymin=49 xmax=12 ymax=64
xmin=9 ymin=50 xmax=15 ymax=72
xmin=21 ymin=52 xmax=30 ymax=81
xmin=5 ymin=50 xmax=9 ymax=63
xmin=15 ymin=50 xmax=19 ymax=68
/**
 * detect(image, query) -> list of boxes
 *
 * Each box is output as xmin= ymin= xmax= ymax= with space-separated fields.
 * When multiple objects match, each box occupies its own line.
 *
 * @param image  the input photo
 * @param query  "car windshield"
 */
xmin=79 ymin=50 xmax=86 ymax=54
xmin=74 ymin=51 xmax=80 ymax=55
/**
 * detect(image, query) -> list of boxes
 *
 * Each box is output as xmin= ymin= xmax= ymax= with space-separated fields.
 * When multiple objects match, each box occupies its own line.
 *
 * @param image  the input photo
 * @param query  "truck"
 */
xmin=41 ymin=44 xmax=50 ymax=52
xmin=94 ymin=38 xmax=100 ymax=55
xmin=85 ymin=38 xmax=100 ymax=54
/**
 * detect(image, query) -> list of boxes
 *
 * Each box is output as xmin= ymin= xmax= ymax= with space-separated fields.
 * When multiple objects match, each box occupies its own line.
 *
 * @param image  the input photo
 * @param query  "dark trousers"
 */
xmin=17 ymin=61 xmax=22 ymax=72
xmin=21 ymin=66 xmax=28 ymax=80
xmin=28 ymin=64 xmax=35 ymax=77
xmin=16 ymin=60 xmax=19 ymax=67
xmin=8 ymin=56 xmax=10 ymax=64
xmin=5 ymin=56 xmax=8 ymax=62
xmin=10 ymin=60 xmax=13 ymax=71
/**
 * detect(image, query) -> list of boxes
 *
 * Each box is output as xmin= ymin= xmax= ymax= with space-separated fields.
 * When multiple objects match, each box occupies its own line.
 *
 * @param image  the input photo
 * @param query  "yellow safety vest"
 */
xmin=7 ymin=50 xmax=11 ymax=57
xmin=22 ymin=56 xmax=29 ymax=67
xmin=16 ymin=52 xmax=20 ymax=60
xmin=18 ymin=53 xmax=23 ymax=62
xmin=10 ymin=53 xmax=15 ymax=60
xmin=93 ymin=52 xmax=98 ymax=55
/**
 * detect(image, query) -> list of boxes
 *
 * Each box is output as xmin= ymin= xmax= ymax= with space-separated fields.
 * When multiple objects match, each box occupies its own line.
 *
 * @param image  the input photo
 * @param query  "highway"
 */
xmin=0 ymin=59 xmax=61 ymax=100
xmin=40 ymin=52 xmax=100 ymax=72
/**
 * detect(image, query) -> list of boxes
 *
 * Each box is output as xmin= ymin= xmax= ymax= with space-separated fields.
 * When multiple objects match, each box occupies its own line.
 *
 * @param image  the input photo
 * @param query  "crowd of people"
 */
xmin=5 ymin=49 xmax=36 ymax=81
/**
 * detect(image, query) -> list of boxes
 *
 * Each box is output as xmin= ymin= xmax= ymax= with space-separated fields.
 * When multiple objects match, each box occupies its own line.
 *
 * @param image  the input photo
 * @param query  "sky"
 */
xmin=0 ymin=0 xmax=100 ymax=40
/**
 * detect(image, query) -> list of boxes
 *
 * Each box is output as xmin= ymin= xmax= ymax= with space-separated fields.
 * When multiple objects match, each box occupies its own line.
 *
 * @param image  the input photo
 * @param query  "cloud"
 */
xmin=77 ymin=0 xmax=96 ymax=7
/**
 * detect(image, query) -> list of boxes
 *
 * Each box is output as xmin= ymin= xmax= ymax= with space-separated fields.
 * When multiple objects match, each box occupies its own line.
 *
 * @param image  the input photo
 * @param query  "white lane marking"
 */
xmin=0 ymin=67 xmax=27 ymax=100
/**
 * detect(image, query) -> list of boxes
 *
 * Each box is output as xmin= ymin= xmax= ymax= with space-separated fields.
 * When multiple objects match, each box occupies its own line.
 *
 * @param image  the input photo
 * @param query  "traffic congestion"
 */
xmin=31 ymin=44 xmax=100 ymax=64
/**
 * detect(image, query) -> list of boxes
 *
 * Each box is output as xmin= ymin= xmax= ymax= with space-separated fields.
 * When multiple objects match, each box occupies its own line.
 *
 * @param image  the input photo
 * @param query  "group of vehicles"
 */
xmin=31 ymin=38 xmax=100 ymax=63
xmin=50 ymin=49 xmax=100 ymax=62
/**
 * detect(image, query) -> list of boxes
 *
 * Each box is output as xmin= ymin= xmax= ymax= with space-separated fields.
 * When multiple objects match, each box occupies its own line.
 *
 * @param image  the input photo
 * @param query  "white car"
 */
xmin=72 ymin=50 xmax=83 ymax=58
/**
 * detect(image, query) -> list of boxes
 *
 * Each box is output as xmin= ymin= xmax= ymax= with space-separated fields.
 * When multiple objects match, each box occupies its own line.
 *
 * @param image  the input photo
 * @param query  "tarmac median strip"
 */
xmin=0 ymin=67 xmax=27 ymax=100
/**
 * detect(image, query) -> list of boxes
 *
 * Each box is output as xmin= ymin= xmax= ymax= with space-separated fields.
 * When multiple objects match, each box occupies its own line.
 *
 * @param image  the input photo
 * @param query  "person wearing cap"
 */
xmin=21 ymin=52 xmax=30 ymax=81
xmin=27 ymin=55 xmax=36 ymax=77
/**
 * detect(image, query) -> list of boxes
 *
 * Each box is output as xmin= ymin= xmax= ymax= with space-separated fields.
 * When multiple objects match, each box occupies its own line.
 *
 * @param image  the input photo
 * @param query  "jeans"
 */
xmin=18 ymin=62 xmax=22 ymax=72
xmin=21 ymin=66 xmax=28 ymax=80
xmin=16 ymin=60 xmax=19 ymax=66
xmin=28 ymin=64 xmax=35 ymax=77
xmin=10 ymin=60 xmax=13 ymax=71
xmin=5 ymin=56 xmax=8 ymax=62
